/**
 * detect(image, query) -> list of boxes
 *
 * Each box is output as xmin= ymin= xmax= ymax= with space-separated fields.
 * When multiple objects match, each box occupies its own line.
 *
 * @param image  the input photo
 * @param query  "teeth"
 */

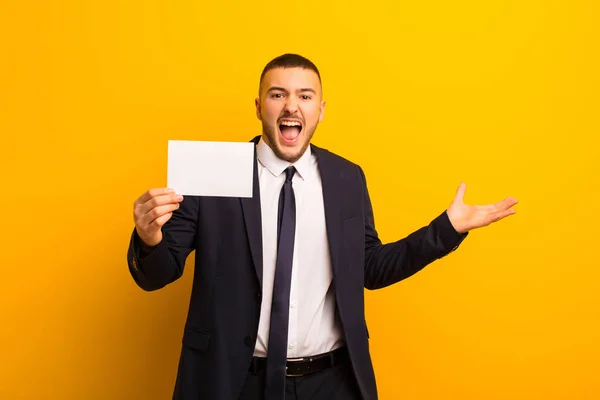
xmin=280 ymin=121 xmax=301 ymax=127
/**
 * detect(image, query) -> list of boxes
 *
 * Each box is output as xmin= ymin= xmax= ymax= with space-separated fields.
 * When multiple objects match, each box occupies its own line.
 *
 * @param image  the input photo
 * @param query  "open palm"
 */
xmin=447 ymin=183 xmax=518 ymax=234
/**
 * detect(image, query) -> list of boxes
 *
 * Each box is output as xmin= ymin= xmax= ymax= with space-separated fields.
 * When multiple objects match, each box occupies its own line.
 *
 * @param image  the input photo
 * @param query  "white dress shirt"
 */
xmin=253 ymin=137 xmax=345 ymax=358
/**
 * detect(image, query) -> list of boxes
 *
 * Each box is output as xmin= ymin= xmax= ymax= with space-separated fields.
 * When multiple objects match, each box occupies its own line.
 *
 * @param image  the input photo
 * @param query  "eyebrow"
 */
xmin=267 ymin=86 xmax=317 ymax=94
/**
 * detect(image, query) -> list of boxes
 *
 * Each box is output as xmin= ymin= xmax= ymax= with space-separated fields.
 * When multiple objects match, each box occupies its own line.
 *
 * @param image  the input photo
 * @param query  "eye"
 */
xmin=300 ymin=95 xmax=312 ymax=100
xmin=271 ymin=93 xmax=285 ymax=99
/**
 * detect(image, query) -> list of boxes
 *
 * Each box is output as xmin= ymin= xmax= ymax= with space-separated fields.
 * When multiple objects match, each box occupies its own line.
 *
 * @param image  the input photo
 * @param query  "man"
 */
xmin=128 ymin=54 xmax=517 ymax=400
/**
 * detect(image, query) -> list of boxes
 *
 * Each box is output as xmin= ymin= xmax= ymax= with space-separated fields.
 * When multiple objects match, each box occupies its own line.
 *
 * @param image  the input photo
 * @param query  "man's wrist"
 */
xmin=135 ymin=231 xmax=157 ymax=257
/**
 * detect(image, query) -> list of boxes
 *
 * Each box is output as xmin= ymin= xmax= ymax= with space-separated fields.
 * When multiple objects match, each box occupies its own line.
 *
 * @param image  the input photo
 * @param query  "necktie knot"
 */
xmin=285 ymin=166 xmax=296 ymax=183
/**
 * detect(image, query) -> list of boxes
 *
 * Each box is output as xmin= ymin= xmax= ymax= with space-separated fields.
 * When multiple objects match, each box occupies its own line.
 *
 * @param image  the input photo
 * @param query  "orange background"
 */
xmin=1 ymin=0 xmax=599 ymax=399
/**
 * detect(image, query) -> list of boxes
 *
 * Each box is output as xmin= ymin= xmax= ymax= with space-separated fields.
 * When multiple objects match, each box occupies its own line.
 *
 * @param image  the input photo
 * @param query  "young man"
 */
xmin=128 ymin=54 xmax=517 ymax=400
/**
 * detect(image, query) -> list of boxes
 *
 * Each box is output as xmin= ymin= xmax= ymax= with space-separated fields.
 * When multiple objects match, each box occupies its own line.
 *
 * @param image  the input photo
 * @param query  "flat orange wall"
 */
xmin=1 ymin=1 xmax=599 ymax=399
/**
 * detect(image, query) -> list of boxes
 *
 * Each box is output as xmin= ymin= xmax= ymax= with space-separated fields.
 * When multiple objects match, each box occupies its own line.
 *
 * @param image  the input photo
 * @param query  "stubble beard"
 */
xmin=261 ymin=121 xmax=317 ymax=163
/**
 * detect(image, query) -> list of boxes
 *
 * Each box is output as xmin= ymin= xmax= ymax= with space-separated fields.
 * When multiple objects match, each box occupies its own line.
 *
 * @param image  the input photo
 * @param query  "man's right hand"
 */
xmin=134 ymin=188 xmax=184 ymax=247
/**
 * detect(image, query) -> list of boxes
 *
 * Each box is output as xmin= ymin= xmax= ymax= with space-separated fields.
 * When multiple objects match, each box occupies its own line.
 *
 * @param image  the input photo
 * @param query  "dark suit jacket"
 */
xmin=127 ymin=137 xmax=467 ymax=400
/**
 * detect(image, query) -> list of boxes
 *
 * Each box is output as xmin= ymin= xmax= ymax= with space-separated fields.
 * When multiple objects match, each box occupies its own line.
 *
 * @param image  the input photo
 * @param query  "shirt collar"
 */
xmin=256 ymin=136 xmax=312 ymax=181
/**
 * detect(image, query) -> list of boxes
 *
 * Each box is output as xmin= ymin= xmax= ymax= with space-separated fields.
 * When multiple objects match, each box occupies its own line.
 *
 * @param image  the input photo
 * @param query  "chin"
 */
xmin=276 ymin=148 xmax=301 ymax=163
xmin=273 ymin=142 xmax=304 ymax=162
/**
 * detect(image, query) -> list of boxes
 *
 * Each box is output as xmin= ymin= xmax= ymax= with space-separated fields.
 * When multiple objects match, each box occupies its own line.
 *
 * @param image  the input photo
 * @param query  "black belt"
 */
xmin=249 ymin=347 xmax=349 ymax=377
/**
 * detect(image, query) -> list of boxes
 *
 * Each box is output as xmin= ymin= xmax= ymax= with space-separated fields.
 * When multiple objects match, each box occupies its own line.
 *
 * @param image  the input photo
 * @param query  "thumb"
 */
xmin=453 ymin=182 xmax=467 ymax=204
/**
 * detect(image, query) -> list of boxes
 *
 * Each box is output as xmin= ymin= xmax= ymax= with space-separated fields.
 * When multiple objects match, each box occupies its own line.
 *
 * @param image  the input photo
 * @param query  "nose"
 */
xmin=284 ymin=96 xmax=298 ymax=114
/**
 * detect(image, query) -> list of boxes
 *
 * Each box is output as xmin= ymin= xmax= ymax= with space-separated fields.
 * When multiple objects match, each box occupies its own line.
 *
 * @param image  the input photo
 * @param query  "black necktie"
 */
xmin=264 ymin=166 xmax=297 ymax=399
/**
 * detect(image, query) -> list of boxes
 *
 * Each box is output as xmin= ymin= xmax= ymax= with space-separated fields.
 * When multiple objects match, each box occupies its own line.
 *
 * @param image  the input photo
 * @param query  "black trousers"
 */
xmin=238 ymin=358 xmax=363 ymax=400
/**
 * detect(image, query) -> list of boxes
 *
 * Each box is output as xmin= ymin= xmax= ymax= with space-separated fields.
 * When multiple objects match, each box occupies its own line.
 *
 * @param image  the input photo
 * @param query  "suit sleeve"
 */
xmin=359 ymin=167 xmax=468 ymax=290
xmin=126 ymin=195 xmax=198 ymax=291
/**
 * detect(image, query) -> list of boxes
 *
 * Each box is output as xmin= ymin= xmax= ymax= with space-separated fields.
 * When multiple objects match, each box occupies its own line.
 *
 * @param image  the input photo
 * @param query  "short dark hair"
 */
xmin=259 ymin=53 xmax=321 ymax=92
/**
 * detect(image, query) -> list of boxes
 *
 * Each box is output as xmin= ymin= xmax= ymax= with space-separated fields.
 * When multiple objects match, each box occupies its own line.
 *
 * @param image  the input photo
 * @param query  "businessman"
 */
xmin=128 ymin=53 xmax=518 ymax=400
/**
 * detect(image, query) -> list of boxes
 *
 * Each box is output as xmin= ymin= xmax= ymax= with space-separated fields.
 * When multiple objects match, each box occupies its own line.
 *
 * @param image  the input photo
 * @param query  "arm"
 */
xmin=361 ymin=167 xmax=518 ymax=290
xmin=361 ymin=168 xmax=466 ymax=290
xmin=127 ymin=190 xmax=198 ymax=291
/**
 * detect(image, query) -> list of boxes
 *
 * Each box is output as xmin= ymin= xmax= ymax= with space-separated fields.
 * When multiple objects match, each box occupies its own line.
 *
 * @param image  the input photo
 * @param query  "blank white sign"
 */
xmin=167 ymin=140 xmax=254 ymax=198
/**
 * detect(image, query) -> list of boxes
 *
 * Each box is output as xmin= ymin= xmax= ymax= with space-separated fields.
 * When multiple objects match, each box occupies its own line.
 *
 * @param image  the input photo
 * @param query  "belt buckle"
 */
xmin=285 ymin=357 xmax=308 ymax=377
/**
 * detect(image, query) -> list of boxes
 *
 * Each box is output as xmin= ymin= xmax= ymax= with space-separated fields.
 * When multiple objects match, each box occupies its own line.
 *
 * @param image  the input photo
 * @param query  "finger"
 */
xmin=134 ymin=192 xmax=180 ymax=222
xmin=138 ymin=192 xmax=183 ymax=215
xmin=453 ymin=182 xmax=467 ymax=204
xmin=477 ymin=197 xmax=518 ymax=213
xmin=493 ymin=197 xmax=519 ymax=211
xmin=136 ymin=188 xmax=176 ymax=205
xmin=151 ymin=211 xmax=173 ymax=229
xmin=486 ymin=208 xmax=516 ymax=225
xmin=140 ymin=203 xmax=180 ymax=227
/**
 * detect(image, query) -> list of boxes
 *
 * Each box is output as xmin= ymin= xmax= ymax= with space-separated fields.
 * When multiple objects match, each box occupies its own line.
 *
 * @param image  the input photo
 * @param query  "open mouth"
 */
xmin=278 ymin=119 xmax=303 ymax=144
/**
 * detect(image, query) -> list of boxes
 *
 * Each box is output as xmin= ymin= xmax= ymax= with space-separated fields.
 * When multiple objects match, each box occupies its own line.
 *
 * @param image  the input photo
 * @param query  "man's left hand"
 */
xmin=447 ymin=183 xmax=518 ymax=234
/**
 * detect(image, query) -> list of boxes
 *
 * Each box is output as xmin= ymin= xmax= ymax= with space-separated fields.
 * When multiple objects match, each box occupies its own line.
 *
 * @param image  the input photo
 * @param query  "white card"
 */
xmin=167 ymin=140 xmax=254 ymax=198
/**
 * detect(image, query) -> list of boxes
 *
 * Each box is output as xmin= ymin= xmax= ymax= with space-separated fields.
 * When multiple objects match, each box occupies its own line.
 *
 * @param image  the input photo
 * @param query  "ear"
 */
xmin=318 ymin=100 xmax=326 ymax=123
xmin=255 ymin=97 xmax=261 ymax=120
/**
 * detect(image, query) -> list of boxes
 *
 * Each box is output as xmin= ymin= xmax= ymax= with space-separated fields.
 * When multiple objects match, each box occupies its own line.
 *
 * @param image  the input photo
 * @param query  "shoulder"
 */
xmin=310 ymin=143 xmax=363 ymax=176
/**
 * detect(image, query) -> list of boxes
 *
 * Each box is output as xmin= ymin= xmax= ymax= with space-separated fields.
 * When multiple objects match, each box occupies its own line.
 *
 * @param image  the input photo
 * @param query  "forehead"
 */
xmin=260 ymin=67 xmax=322 ymax=94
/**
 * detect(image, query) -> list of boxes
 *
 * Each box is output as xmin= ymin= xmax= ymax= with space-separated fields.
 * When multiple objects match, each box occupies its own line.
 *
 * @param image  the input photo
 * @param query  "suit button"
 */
xmin=244 ymin=336 xmax=255 ymax=347
xmin=256 ymin=292 xmax=262 ymax=302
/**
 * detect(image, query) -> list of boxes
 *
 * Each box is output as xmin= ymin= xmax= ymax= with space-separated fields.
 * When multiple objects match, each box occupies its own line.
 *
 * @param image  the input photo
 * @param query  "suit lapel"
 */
xmin=241 ymin=136 xmax=263 ymax=288
xmin=242 ymin=140 xmax=345 ymax=289
xmin=312 ymin=145 xmax=343 ymax=282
